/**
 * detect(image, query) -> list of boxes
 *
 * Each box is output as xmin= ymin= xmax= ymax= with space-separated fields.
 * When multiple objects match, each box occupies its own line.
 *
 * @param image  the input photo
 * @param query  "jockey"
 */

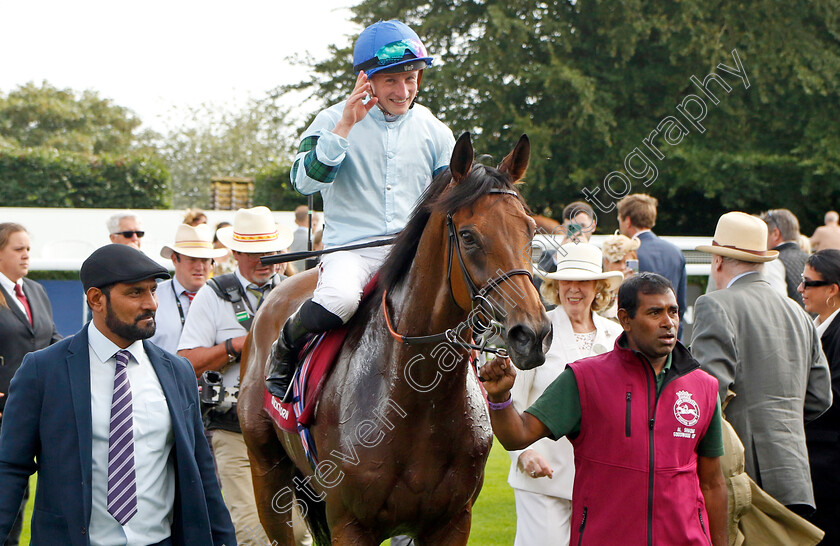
xmin=266 ymin=19 xmax=456 ymax=400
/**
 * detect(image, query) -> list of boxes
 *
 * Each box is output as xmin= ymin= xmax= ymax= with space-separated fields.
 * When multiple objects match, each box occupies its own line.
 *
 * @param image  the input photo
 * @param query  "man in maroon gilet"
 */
xmin=481 ymin=273 xmax=727 ymax=545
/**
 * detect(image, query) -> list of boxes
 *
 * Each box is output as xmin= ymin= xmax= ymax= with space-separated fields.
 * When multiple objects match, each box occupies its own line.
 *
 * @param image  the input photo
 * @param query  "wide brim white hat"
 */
xmin=160 ymin=224 xmax=228 ymax=259
xmin=696 ymin=211 xmax=779 ymax=263
xmin=535 ymin=242 xmax=624 ymax=291
xmin=216 ymin=206 xmax=294 ymax=253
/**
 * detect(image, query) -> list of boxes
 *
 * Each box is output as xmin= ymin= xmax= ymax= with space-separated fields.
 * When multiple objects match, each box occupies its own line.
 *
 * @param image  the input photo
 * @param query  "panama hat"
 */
xmin=696 ymin=211 xmax=779 ymax=263
xmin=160 ymin=224 xmax=228 ymax=260
xmin=215 ymin=206 xmax=294 ymax=253
xmin=536 ymin=243 xmax=624 ymax=291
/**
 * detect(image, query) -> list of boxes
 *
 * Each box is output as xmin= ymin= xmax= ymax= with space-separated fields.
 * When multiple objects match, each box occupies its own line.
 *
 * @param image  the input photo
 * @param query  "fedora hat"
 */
xmin=536 ymin=243 xmax=624 ymax=291
xmin=696 ymin=211 xmax=779 ymax=263
xmin=160 ymin=224 xmax=228 ymax=260
xmin=216 ymin=207 xmax=294 ymax=253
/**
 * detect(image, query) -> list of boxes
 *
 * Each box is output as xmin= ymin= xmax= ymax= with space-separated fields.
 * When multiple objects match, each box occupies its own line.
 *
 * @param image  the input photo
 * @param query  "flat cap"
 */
xmin=81 ymin=244 xmax=170 ymax=291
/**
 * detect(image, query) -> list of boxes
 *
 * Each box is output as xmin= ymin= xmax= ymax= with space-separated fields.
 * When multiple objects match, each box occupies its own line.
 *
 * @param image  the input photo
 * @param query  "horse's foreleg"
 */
xmin=415 ymin=507 xmax=472 ymax=546
xmin=244 ymin=420 xmax=301 ymax=544
xmin=328 ymin=519 xmax=380 ymax=546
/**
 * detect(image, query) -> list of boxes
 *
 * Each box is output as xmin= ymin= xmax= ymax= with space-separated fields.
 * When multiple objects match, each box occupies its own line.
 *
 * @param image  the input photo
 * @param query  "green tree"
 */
xmin=0 ymin=81 xmax=143 ymax=155
xmin=0 ymin=81 xmax=171 ymax=208
xmin=290 ymin=0 xmax=840 ymax=235
xmin=158 ymin=96 xmax=299 ymax=208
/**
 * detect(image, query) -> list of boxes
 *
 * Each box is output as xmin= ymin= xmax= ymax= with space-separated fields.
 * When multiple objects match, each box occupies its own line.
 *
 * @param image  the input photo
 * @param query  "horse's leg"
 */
xmin=414 ymin=507 xmax=472 ymax=546
xmin=244 ymin=421 xmax=302 ymax=544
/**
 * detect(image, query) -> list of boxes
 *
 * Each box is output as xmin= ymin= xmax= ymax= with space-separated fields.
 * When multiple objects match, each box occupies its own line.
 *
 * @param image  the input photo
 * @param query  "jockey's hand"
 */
xmin=333 ymin=71 xmax=378 ymax=138
xmin=479 ymin=355 xmax=516 ymax=402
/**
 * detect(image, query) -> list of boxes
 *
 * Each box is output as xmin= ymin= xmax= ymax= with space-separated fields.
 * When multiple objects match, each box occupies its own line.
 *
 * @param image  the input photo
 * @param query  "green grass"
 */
xmin=19 ymin=442 xmax=515 ymax=545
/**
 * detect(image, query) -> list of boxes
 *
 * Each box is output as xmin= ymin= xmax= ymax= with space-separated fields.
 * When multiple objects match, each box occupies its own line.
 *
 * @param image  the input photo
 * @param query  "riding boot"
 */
xmin=265 ymin=307 xmax=311 ymax=401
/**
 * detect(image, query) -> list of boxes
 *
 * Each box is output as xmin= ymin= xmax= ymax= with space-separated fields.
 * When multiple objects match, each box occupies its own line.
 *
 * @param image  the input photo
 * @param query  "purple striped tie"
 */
xmin=107 ymin=349 xmax=138 ymax=525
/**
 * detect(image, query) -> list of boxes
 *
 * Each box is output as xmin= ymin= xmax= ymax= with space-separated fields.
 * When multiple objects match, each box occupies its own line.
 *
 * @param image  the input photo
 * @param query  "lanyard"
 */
xmin=171 ymin=280 xmax=186 ymax=327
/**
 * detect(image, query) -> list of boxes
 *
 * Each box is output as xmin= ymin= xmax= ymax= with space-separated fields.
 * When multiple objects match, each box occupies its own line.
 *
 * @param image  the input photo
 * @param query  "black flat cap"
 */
xmin=81 ymin=244 xmax=170 ymax=291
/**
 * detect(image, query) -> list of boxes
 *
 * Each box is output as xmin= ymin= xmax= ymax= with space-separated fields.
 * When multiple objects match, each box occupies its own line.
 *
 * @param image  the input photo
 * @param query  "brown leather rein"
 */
xmin=382 ymin=189 xmax=531 ymax=355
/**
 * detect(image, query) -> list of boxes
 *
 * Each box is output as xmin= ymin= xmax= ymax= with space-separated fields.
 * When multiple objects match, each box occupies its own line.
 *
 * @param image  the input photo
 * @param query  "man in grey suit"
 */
xmin=691 ymin=211 xmax=832 ymax=515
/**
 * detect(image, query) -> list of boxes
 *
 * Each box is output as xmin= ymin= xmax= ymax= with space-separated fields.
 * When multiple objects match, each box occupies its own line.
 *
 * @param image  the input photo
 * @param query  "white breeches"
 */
xmin=311 ymin=246 xmax=390 ymax=322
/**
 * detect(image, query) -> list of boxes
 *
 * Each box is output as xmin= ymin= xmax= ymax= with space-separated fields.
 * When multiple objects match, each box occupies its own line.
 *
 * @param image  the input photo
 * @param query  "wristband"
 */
xmin=488 ymin=394 xmax=513 ymax=411
xmin=224 ymin=338 xmax=240 ymax=362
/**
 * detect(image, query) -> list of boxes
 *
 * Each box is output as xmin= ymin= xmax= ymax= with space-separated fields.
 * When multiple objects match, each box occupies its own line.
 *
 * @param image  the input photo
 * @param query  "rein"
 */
xmin=382 ymin=188 xmax=530 ymax=356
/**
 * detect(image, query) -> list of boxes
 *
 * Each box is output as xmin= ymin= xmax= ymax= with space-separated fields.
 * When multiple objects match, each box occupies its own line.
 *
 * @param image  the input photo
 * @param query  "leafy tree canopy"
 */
xmin=156 ymin=96 xmax=298 ymax=208
xmin=290 ymin=0 xmax=840 ymax=235
xmin=0 ymin=81 xmax=143 ymax=155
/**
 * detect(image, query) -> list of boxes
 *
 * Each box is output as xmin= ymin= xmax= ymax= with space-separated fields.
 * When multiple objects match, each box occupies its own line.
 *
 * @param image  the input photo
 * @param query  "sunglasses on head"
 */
xmin=800 ymin=275 xmax=832 ymax=288
xmin=114 ymin=230 xmax=145 ymax=238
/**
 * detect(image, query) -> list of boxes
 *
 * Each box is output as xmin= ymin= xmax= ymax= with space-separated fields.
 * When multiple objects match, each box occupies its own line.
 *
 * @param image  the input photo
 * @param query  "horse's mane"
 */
xmin=377 ymin=162 xmax=525 ymax=292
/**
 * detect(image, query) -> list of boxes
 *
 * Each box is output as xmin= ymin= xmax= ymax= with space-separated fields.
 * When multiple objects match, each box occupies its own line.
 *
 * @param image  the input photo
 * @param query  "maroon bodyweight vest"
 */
xmin=568 ymin=337 xmax=719 ymax=545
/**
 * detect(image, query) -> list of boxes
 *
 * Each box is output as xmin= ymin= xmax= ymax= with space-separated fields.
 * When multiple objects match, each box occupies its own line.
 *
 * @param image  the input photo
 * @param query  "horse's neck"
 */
xmin=385 ymin=218 xmax=474 ymax=400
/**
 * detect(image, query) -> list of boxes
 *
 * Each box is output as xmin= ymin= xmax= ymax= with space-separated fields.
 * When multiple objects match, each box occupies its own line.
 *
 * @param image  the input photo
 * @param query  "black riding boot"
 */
xmin=265 ymin=308 xmax=310 ymax=401
xmin=265 ymin=300 xmax=344 ymax=402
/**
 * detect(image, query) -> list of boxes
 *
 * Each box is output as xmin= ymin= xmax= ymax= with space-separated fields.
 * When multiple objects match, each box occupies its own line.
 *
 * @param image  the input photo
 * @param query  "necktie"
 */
xmin=183 ymin=291 xmax=196 ymax=302
xmin=247 ymin=284 xmax=270 ymax=310
xmin=107 ymin=350 xmax=138 ymax=526
xmin=13 ymin=284 xmax=32 ymax=325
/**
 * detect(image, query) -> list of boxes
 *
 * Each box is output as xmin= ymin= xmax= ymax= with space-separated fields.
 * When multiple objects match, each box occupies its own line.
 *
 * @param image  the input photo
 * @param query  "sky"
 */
xmin=0 ymin=0 xmax=360 ymax=132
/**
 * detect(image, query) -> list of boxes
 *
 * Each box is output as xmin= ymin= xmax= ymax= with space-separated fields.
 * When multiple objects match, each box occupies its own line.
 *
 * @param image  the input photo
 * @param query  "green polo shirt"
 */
xmin=526 ymin=353 xmax=724 ymax=457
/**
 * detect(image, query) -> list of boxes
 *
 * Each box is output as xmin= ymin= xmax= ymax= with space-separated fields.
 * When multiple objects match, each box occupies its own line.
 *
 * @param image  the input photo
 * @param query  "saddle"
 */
xmin=264 ymin=275 xmax=379 ymax=466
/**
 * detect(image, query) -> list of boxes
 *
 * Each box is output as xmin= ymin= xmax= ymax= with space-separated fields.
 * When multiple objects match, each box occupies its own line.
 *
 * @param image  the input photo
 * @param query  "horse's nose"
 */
xmin=507 ymin=321 xmax=549 ymax=370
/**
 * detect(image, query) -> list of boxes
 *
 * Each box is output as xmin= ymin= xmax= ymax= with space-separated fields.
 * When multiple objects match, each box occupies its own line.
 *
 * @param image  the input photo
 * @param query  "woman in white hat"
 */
xmin=508 ymin=242 xmax=624 ymax=546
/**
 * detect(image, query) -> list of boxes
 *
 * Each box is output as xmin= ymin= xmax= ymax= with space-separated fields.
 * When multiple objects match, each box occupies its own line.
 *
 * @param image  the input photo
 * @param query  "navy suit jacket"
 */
xmin=0 ymin=325 xmax=236 ymax=545
xmin=636 ymin=231 xmax=687 ymax=332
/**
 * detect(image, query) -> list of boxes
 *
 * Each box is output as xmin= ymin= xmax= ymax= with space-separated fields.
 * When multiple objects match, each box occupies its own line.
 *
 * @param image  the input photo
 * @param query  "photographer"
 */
xmin=177 ymin=207 xmax=312 ymax=546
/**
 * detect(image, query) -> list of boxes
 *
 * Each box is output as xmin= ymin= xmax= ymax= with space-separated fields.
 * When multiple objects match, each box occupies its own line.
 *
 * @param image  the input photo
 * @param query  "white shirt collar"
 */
xmin=727 ymin=270 xmax=759 ymax=288
xmin=87 ymin=321 xmax=146 ymax=365
xmin=0 ymin=271 xmax=22 ymax=293
xmin=816 ymin=307 xmax=840 ymax=337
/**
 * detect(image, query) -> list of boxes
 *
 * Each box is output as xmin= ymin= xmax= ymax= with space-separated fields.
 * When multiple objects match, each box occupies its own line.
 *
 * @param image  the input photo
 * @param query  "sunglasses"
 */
xmin=800 ymin=276 xmax=832 ymax=288
xmin=354 ymin=39 xmax=429 ymax=73
xmin=114 ymin=230 xmax=145 ymax=239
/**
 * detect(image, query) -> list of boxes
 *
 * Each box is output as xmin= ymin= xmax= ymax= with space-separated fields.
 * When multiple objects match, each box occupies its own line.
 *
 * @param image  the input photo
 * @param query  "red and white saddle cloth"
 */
xmin=264 ymin=276 xmax=379 ymax=466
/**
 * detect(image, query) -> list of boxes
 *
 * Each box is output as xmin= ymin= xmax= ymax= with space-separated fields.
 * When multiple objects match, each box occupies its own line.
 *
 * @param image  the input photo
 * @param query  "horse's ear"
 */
xmin=498 ymin=134 xmax=530 ymax=182
xmin=450 ymin=132 xmax=474 ymax=183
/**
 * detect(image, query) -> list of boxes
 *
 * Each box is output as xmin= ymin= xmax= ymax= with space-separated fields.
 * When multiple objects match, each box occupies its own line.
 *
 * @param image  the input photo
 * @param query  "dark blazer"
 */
xmin=0 ymin=325 xmax=236 ymax=545
xmin=0 ymin=279 xmax=61 ymax=415
xmin=636 ymin=231 xmax=687 ymax=329
xmin=806 ymin=314 xmax=840 ymax=539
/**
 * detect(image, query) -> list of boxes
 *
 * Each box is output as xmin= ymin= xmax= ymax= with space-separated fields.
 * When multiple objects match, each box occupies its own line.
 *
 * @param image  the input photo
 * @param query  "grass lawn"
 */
xmin=19 ymin=442 xmax=515 ymax=545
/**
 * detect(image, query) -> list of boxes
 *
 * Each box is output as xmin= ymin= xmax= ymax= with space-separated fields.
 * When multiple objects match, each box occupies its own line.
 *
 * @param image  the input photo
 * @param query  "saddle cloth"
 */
xmin=264 ymin=275 xmax=379 ymax=465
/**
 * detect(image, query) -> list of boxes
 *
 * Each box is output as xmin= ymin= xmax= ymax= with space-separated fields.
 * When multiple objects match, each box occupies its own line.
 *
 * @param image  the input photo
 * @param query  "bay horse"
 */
xmin=238 ymin=132 xmax=552 ymax=545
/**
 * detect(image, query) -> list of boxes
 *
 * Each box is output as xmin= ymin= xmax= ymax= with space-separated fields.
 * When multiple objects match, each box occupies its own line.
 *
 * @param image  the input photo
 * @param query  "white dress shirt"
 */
xmin=88 ymin=322 xmax=175 ymax=545
xmin=149 ymin=278 xmax=192 ymax=354
xmin=816 ymin=307 xmax=840 ymax=338
xmin=0 ymin=271 xmax=28 ymax=316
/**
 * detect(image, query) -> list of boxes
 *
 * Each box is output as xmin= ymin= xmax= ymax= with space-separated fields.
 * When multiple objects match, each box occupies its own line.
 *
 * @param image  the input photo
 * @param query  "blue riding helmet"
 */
xmin=353 ymin=20 xmax=433 ymax=76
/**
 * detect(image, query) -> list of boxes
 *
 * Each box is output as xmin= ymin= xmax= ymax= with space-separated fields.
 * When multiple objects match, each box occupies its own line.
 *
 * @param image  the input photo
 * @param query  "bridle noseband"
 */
xmin=383 ymin=188 xmax=533 ymax=355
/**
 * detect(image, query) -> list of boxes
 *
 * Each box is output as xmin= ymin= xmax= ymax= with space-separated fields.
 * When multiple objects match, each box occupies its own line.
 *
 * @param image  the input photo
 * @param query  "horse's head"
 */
xmin=442 ymin=132 xmax=552 ymax=370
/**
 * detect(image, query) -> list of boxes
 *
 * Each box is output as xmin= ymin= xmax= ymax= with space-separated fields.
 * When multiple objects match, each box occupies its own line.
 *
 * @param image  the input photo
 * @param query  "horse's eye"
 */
xmin=459 ymin=230 xmax=477 ymax=246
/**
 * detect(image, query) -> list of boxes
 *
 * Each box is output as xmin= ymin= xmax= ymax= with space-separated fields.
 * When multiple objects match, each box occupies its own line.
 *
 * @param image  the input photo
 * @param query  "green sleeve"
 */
xmin=697 ymin=395 xmax=725 ymax=457
xmin=524 ymin=367 xmax=582 ymax=441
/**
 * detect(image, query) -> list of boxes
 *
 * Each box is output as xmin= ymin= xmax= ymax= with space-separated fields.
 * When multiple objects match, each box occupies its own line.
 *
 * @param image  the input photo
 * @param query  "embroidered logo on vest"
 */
xmin=674 ymin=390 xmax=700 ymax=427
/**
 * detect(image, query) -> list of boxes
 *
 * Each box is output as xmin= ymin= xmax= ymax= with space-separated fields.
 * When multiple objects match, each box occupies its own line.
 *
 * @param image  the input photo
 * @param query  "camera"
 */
xmin=198 ymin=370 xmax=238 ymax=413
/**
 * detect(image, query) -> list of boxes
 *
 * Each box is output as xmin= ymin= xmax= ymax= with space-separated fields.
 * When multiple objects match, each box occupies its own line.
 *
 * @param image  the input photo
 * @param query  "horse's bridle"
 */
xmin=382 ymin=188 xmax=533 ymax=355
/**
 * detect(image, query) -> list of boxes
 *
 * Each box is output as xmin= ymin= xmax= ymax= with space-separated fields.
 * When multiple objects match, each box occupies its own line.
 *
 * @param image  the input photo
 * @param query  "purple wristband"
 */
xmin=488 ymin=394 xmax=513 ymax=411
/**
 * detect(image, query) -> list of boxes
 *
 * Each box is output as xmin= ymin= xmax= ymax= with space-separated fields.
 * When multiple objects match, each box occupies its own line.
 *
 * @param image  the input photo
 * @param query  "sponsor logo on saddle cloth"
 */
xmin=672 ymin=390 xmax=700 ymax=439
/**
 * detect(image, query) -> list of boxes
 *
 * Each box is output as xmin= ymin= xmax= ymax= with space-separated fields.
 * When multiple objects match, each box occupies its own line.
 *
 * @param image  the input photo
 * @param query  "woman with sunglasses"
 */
xmin=265 ymin=20 xmax=456 ymax=404
xmin=798 ymin=249 xmax=840 ymax=542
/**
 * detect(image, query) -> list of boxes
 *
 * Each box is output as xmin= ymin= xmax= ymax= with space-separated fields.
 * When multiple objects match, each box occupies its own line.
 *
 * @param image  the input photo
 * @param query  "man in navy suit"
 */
xmin=0 ymin=244 xmax=236 ymax=545
xmin=618 ymin=194 xmax=687 ymax=338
